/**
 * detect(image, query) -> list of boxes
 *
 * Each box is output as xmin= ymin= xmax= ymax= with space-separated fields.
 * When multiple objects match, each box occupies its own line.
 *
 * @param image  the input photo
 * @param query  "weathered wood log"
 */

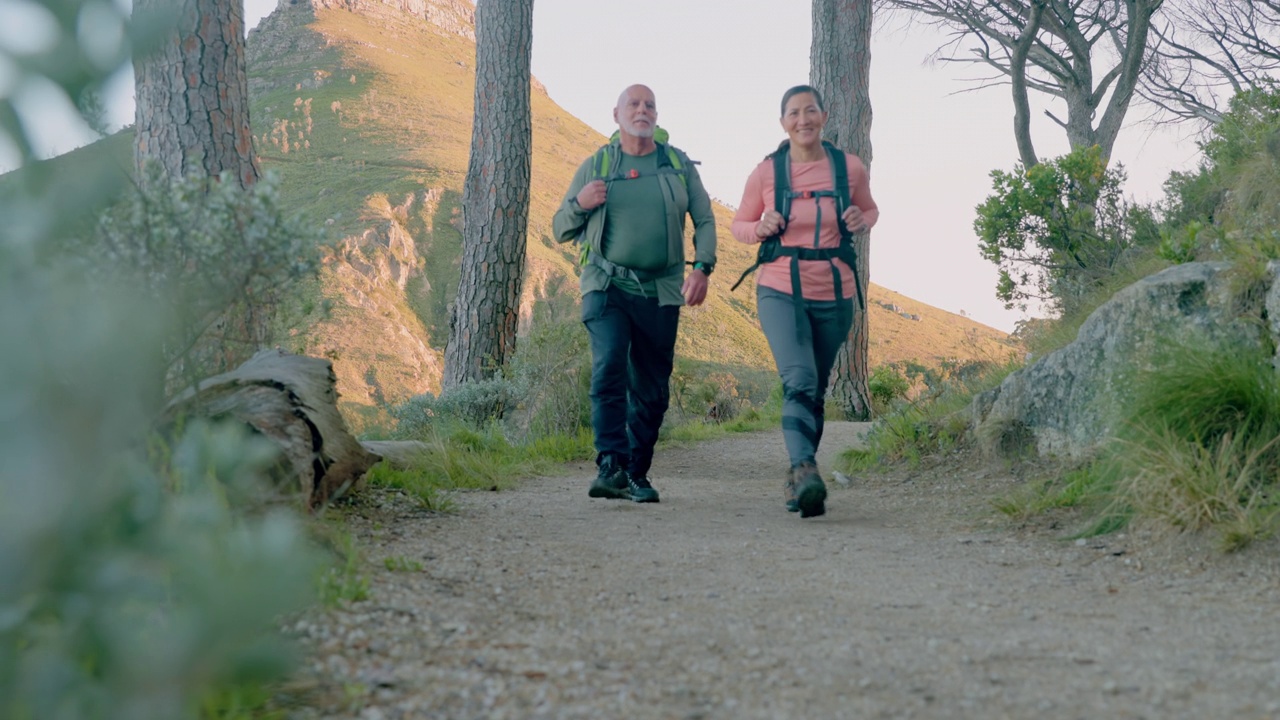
xmin=161 ymin=348 xmax=381 ymax=507
xmin=360 ymin=440 xmax=431 ymax=470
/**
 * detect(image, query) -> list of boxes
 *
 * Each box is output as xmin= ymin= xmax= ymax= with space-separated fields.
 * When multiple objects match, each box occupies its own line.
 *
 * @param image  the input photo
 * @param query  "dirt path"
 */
xmin=289 ymin=423 xmax=1280 ymax=719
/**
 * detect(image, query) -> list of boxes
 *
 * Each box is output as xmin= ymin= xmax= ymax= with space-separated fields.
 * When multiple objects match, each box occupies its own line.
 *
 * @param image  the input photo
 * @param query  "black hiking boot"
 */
xmin=588 ymin=456 xmax=629 ymax=500
xmin=792 ymin=462 xmax=827 ymax=518
xmin=626 ymin=474 xmax=660 ymax=503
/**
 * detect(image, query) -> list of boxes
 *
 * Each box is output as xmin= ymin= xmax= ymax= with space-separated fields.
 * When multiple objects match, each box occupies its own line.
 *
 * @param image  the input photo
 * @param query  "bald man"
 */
xmin=552 ymin=84 xmax=717 ymax=504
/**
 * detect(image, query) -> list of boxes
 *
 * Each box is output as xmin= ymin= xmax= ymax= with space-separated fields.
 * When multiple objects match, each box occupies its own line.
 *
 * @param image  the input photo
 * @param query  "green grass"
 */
xmin=838 ymin=353 xmax=1022 ymax=474
xmin=199 ymin=682 xmax=286 ymax=720
xmin=314 ymin=526 xmax=371 ymax=606
xmin=383 ymin=555 xmax=424 ymax=573
xmin=1000 ymin=337 xmax=1280 ymax=549
xmin=362 ymin=424 xmax=595 ymax=509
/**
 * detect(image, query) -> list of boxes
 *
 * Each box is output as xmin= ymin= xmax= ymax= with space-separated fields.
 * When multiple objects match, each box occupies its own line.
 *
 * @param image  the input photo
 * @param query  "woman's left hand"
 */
xmin=842 ymin=205 xmax=869 ymax=234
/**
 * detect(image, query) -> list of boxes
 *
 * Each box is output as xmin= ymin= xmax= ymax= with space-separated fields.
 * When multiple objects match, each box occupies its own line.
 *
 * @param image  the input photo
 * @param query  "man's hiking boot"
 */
xmin=791 ymin=462 xmax=827 ymax=518
xmin=588 ymin=456 xmax=629 ymax=500
xmin=627 ymin=474 xmax=660 ymax=503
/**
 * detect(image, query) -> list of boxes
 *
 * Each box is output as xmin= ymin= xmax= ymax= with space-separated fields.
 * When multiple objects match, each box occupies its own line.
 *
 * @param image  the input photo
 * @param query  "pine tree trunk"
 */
xmin=811 ymin=0 xmax=875 ymax=421
xmin=133 ymin=0 xmax=260 ymax=189
xmin=443 ymin=0 xmax=533 ymax=391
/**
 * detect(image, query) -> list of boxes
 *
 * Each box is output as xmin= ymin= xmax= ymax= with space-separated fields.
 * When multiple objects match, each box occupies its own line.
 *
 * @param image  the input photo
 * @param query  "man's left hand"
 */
xmin=682 ymin=269 xmax=709 ymax=307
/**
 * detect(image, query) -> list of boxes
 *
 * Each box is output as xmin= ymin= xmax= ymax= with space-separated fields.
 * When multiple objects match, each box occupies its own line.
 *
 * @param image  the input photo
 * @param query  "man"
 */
xmin=552 ymin=84 xmax=717 ymax=503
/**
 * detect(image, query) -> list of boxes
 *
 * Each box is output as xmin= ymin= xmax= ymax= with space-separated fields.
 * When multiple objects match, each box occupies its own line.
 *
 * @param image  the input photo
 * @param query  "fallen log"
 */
xmin=161 ymin=348 xmax=381 ymax=508
xmin=360 ymin=440 xmax=431 ymax=470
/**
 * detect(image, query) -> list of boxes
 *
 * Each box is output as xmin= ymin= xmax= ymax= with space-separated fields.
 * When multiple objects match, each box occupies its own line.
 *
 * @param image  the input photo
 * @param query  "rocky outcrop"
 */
xmin=970 ymin=262 xmax=1271 ymax=460
xmin=311 ymin=0 xmax=476 ymax=40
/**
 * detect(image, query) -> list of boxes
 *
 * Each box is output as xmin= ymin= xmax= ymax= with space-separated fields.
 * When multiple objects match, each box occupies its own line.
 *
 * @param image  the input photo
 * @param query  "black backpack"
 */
xmin=731 ymin=139 xmax=865 ymax=314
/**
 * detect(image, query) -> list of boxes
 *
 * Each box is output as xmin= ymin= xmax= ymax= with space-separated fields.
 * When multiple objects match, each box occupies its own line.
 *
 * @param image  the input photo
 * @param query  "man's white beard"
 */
xmin=624 ymin=120 xmax=655 ymax=138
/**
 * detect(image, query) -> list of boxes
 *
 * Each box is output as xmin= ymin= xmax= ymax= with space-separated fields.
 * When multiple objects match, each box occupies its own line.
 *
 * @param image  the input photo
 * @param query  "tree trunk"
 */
xmin=160 ymin=349 xmax=382 ymax=509
xmin=812 ymin=0 xmax=874 ymax=421
xmin=133 ymin=0 xmax=260 ymax=189
xmin=442 ymin=0 xmax=534 ymax=391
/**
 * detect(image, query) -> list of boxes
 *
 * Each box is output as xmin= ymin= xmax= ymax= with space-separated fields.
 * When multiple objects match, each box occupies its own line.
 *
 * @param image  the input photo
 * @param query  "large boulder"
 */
xmin=970 ymin=262 xmax=1272 ymax=460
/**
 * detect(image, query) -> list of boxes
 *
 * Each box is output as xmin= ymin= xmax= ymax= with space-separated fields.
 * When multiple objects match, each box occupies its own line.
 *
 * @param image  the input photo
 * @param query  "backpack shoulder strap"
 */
xmin=592 ymin=143 xmax=618 ymax=179
xmin=771 ymin=142 xmax=790 ymax=219
xmin=823 ymin=141 xmax=853 ymax=243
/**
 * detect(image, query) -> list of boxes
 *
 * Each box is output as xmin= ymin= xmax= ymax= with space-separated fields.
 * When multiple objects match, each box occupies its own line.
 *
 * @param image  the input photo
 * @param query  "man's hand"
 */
xmin=576 ymin=180 xmax=608 ymax=211
xmin=682 ymin=269 xmax=709 ymax=307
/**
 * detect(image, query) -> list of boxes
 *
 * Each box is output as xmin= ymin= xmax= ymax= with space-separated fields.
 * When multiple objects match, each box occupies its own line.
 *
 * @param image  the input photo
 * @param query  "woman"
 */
xmin=731 ymin=85 xmax=879 ymax=518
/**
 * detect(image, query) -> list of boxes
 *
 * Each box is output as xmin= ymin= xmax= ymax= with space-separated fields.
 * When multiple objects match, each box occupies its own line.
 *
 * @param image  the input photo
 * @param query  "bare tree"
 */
xmin=1142 ymin=0 xmax=1280 ymax=126
xmin=443 ymin=0 xmax=534 ymax=390
xmin=133 ymin=0 xmax=259 ymax=188
xmin=813 ymin=0 xmax=875 ymax=421
xmin=881 ymin=0 xmax=1161 ymax=169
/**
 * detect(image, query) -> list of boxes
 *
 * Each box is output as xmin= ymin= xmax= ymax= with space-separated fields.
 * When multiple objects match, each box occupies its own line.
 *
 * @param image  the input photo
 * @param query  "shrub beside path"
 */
xmin=289 ymin=422 xmax=1280 ymax=719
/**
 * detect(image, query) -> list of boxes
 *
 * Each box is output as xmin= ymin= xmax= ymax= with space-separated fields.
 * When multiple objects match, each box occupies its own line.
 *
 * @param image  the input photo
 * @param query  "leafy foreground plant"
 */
xmin=0 ymin=260 xmax=322 ymax=720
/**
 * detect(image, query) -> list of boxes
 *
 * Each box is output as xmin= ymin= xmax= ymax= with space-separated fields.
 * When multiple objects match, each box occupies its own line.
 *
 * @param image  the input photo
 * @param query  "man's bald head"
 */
xmin=614 ymin=84 xmax=657 ymax=140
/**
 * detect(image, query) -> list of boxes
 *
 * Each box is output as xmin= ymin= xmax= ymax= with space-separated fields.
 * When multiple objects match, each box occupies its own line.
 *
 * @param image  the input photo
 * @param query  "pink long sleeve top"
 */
xmin=731 ymin=151 xmax=879 ymax=301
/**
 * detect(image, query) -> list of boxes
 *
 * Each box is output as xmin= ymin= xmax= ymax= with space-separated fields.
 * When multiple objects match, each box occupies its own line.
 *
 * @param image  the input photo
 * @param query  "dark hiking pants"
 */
xmin=582 ymin=286 xmax=680 ymax=477
xmin=757 ymin=286 xmax=854 ymax=468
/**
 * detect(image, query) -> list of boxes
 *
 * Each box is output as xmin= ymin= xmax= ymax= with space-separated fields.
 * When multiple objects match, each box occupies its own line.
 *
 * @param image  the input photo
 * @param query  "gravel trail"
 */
xmin=289 ymin=422 xmax=1280 ymax=719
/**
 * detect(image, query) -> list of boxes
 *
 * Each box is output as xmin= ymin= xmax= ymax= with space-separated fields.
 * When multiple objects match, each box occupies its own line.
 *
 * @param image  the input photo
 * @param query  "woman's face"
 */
xmin=780 ymin=92 xmax=827 ymax=148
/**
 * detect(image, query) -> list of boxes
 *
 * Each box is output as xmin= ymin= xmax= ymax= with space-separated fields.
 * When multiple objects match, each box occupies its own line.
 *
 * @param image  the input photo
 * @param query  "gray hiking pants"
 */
xmin=757 ymin=286 xmax=854 ymax=468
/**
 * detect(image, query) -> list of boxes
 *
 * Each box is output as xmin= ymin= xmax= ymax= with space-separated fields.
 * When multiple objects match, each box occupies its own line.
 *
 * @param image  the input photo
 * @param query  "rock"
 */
xmin=970 ymin=262 xmax=1268 ymax=460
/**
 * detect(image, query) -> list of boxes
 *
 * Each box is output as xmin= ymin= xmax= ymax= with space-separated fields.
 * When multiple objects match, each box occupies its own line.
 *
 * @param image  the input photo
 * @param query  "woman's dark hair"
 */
xmin=779 ymin=85 xmax=825 ymax=117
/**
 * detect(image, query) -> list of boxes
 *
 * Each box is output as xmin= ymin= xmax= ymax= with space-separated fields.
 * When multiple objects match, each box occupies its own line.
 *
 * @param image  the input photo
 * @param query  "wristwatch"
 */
xmin=693 ymin=262 xmax=714 ymax=277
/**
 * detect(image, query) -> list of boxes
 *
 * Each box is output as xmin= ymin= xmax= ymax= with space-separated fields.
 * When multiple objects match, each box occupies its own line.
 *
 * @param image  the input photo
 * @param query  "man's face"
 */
xmin=614 ymin=86 xmax=657 ymax=139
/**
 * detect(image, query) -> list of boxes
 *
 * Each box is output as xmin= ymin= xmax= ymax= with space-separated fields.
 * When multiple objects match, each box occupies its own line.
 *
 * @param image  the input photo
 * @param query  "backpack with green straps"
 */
xmin=574 ymin=126 xmax=696 ymax=277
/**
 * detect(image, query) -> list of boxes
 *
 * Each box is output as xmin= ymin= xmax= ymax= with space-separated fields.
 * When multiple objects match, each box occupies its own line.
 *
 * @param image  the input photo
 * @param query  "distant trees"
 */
xmin=812 ymin=0 xmax=875 ymax=421
xmin=444 ymin=0 xmax=534 ymax=390
xmin=132 ymin=0 xmax=259 ymax=188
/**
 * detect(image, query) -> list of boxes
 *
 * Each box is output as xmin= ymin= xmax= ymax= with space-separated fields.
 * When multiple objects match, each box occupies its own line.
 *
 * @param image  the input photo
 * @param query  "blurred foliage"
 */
xmin=0 ymin=2 xmax=327 ymax=717
xmin=0 ymin=259 xmax=321 ymax=719
xmin=84 ymin=164 xmax=325 ymax=390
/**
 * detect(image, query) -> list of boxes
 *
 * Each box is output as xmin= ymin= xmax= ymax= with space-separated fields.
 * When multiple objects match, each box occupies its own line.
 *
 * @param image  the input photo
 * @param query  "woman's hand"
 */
xmin=842 ymin=205 xmax=869 ymax=234
xmin=755 ymin=210 xmax=786 ymax=239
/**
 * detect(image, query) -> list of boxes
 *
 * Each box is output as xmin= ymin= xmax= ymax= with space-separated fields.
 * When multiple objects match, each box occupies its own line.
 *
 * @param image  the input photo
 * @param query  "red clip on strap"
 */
xmin=800 ymin=190 xmax=814 ymax=199
xmin=628 ymin=169 xmax=640 ymax=179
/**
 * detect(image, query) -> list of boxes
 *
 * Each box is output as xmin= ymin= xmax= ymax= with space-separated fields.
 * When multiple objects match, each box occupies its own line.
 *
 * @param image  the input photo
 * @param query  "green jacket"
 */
xmin=552 ymin=140 xmax=717 ymax=306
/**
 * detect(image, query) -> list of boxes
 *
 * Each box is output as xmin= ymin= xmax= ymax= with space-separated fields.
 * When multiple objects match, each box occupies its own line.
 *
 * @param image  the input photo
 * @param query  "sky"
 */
xmin=3 ymin=0 xmax=1208 ymax=333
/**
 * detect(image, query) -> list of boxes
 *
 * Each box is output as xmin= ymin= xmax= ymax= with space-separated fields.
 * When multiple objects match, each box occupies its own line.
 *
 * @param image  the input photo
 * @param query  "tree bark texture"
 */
xmin=443 ymin=0 xmax=534 ymax=391
xmin=812 ymin=0 xmax=874 ymax=421
xmin=161 ymin=349 xmax=381 ymax=508
xmin=133 ymin=0 xmax=260 ymax=189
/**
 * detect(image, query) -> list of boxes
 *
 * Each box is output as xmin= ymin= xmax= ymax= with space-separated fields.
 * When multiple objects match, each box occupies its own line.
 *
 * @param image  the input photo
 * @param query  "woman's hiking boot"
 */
xmin=791 ymin=462 xmax=827 ymax=518
xmin=588 ymin=455 xmax=630 ymax=500
xmin=627 ymin=474 xmax=660 ymax=503
xmin=783 ymin=471 xmax=800 ymax=513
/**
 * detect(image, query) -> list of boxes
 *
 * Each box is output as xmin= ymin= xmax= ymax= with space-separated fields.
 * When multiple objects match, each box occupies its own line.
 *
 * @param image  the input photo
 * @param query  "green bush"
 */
xmin=505 ymin=319 xmax=592 ymax=439
xmin=83 ymin=165 xmax=324 ymax=391
xmin=0 ymin=260 xmax=320 ymax=720
xmin=975 ymin=146 xmax=1159 ymax=317
xmin=868 ymin=364 xmax=910 ymax=415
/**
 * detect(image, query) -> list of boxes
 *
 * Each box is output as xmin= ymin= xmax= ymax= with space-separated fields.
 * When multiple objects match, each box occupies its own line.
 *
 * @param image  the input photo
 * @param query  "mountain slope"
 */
xmin=2 ymin=0 xmax=1016 ymax=425
xmin=243 ymin=0 xmax=1018 ymax=422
